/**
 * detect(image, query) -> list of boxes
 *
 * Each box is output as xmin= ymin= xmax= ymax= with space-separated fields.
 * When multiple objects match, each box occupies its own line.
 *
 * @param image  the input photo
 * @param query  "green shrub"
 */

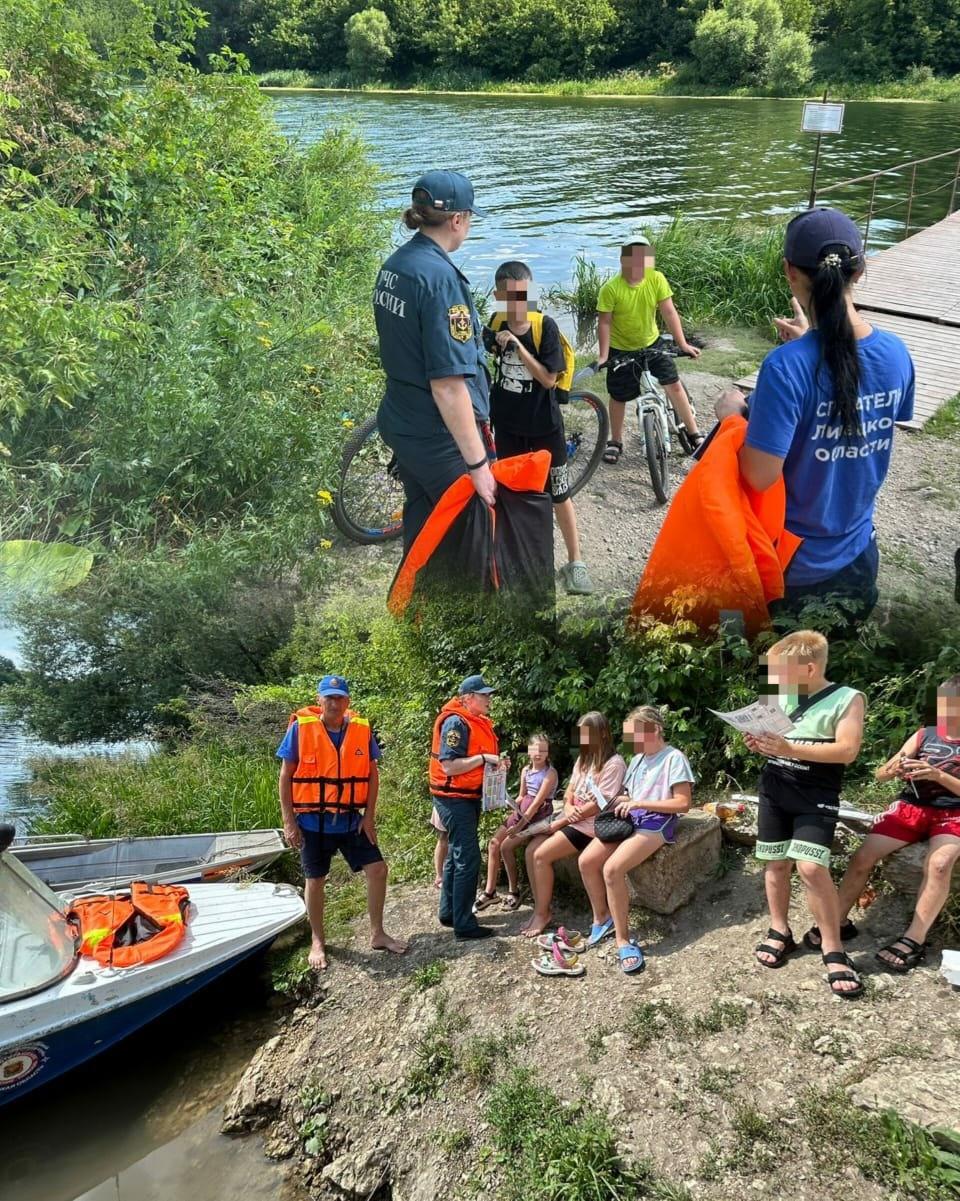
xmin=345 ymin=8 xmax=393 ymax=77
xmin=765 ymin=29 xmax=814 ymax=92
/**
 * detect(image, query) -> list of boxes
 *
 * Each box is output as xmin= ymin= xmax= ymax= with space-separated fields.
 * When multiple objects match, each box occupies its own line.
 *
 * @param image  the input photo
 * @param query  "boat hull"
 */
xmin=0 ymin=938 xmax=275 ymax=1107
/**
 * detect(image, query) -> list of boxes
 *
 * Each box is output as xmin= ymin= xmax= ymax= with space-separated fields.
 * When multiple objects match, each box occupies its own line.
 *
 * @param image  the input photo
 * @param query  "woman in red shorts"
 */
xmin=812 ymin=673 xmax=960 ymax=971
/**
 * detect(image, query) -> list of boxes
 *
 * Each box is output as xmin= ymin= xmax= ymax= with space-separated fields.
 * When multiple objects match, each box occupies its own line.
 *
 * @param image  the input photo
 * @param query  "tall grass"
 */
xmin=549 ymin=218 xmax=789 ymax=330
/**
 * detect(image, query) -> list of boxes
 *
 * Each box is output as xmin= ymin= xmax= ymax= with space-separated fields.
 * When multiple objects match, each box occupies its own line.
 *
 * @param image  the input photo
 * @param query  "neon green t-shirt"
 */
xmin=597 ymin=269 xmax=673 ymax=351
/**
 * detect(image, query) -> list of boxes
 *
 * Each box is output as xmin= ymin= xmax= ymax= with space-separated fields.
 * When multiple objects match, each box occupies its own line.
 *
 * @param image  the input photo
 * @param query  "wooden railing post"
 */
xmin=863 ymin=175 xmax=879 ymax=252
xmin=950 ymin=149 xmax=960 ymax=216
xmin=904 ymin=162 xmax=918 ymax=234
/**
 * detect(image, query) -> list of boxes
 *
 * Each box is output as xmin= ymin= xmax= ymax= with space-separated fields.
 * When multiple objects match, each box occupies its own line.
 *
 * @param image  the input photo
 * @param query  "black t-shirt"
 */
xmin=489 ymin=316 xmax=565 ymax=437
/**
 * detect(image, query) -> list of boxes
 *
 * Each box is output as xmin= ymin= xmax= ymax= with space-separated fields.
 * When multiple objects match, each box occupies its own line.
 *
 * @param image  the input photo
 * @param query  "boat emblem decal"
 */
xmin=0 ymin=1044 xmax=48 ymax=1090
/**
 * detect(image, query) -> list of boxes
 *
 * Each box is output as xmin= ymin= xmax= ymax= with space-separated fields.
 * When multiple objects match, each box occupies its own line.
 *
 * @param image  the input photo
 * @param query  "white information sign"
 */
xmin=801 ymin=101 xmax=845 ymax=134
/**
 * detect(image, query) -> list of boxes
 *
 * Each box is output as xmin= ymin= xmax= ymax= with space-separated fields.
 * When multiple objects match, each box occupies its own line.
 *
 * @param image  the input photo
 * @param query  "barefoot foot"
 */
xmin=308 ymin=940 xmax=328 ymax=971
xmin=521 ymin=913 xmax=554 ymax=939
xmin=372 ymin=933 xmax=409 ymax=955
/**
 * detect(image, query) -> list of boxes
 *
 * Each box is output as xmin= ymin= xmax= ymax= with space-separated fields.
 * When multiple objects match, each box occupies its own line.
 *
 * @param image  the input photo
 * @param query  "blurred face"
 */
xmin=463 ymin=691 xmax=492 ymax=716
xmin=763 ymin=654 xmax=818 ymax=693
xmin=623 ymin=717 xmax=664 ymax=754
xmin=494 ymin=276 xmax=535 ymax=322
xmin=621 ymin=245 xmax=653 ymax=283
xmin=937 ymin=688 xmax=960 ymax=739
xmin=320 ymin=693 xmax=349 ymax=726
xmin=575 ymin=722 xmax=600 ymax=750
xmin=527 ymin=738 xmax=548 ymax=768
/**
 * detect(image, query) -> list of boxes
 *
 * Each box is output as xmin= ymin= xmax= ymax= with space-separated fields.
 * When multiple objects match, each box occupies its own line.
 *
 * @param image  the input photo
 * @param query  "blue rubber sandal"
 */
xmin=618 ymin=942 xmax=645 ymax=975
xmin=586 ymin=918 xmax=614 ymax=948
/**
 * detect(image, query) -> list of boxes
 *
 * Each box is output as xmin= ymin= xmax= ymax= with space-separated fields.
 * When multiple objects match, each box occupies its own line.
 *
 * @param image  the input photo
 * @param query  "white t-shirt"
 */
xmin=623 ymin=746 xmax=695 ymax=814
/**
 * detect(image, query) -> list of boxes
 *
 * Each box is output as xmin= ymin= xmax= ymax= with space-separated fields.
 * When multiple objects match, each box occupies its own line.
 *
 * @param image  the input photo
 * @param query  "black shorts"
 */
xmin=561 ymin=826 xmax=593 ymax=853
xmin=494 ymin=425 xmax=570 ymax=503
xmin=300 ymin=826 xmax=384 ymax=879
xmin=606 ymin=345 xmax=679 ymax=401
xmin=756 ymin=771 xmax=838 ymax=867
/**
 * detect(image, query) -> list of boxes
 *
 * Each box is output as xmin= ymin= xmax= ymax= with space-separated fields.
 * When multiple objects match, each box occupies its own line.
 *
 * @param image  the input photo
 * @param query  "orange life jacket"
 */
xmin=289 ymin=708 xmax=372 ymax=816
xmin=429 ymin=698 xmax=499 ymax=800
xmin=632 ymin=415 xmax=802 ymax=637
xmin=68 ymin=881 xmax=189 ymax=969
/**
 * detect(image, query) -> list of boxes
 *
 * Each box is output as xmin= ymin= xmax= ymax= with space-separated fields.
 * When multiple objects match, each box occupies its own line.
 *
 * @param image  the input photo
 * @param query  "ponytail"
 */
xmin=403 ymin=204 xmax=455 ymax=232
xmin=795 ymin=245 xmax=862 ymax=437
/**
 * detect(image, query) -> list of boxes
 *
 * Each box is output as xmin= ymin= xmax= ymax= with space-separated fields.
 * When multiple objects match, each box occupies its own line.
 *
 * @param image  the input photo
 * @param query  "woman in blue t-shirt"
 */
xmin=732 ymin=207 xmax=915 ymax=626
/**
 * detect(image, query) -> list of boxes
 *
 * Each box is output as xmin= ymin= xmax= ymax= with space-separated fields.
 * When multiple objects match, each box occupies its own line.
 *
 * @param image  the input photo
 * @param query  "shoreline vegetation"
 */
xmin=255 ymin=70 xmax=960 ymax=104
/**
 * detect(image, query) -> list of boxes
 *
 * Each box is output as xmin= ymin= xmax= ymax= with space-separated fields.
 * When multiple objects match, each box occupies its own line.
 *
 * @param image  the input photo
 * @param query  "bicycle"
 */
xmin=599 ymin=341 xmax=696 ymax=505
xmin=332 ymin=386 xmax=609 ymax=545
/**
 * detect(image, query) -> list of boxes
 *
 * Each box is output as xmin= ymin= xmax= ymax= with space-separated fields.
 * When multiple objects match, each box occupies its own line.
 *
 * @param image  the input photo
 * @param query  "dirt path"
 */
xmin=223 ymin=850 xmax=959 ymax=1200
xmin=331 ymin=336 xmax=960 ymax=615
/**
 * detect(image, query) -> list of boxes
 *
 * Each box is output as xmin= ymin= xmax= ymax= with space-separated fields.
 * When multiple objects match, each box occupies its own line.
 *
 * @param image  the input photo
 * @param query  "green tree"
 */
xmin=765 ymin=26 xmax=813 ymax=91
xmin=691 ymin=8 xmax=757 ymax=85
xmin=345 ymin=7 xmax=393 ymax=75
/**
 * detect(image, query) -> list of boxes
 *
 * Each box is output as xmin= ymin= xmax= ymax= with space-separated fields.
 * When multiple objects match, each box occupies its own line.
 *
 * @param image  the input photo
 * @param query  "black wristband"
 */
xmin=466 ymin=456 xmax=487 ymax=471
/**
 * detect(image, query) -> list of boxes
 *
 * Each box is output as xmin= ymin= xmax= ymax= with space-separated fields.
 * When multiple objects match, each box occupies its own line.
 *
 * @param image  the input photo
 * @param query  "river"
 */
xmin=270 ymin=91 xmax=960 ymax=288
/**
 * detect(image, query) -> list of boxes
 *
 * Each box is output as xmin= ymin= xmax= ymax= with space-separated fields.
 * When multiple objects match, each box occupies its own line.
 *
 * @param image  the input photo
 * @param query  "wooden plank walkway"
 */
xmin=737 ymin=211 xmax=960 ymax=429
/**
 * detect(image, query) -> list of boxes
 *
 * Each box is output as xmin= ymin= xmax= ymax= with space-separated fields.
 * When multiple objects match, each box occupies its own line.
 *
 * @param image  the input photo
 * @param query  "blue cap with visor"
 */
xmin=412 ymin=170 xmax=486 ymax=217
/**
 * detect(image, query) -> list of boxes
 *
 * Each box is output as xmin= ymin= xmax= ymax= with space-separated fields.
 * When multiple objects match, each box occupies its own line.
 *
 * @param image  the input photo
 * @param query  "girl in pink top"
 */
xmin=521 ymin=712 xmax=627 ymax=939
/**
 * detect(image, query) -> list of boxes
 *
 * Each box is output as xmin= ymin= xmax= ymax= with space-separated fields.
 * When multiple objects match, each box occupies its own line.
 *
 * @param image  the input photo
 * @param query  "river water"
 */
xmin=270 ymin=91 xmax=960 ymax=288
xmin=5 ymin=90 xmax=958 ymax=1197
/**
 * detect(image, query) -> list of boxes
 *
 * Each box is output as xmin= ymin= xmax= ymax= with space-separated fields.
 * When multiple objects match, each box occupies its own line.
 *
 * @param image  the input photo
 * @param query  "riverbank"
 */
xmin=257 ymin=71 xmax=960 ymax=104
xmin=223 ymin=874 xmax=960 ymax=1201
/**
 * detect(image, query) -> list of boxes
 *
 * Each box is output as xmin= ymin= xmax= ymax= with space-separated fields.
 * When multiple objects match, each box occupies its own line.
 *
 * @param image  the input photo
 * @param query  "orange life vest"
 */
xmin=289 ymin=708 xmax=372 ymax=816
xmin=68 ymin=881 xmax=189 ymax=969
xmin=632 ymin=415 xmax=802 ymax=637
xmin=429 ymin=698 xmax=499 ymax=800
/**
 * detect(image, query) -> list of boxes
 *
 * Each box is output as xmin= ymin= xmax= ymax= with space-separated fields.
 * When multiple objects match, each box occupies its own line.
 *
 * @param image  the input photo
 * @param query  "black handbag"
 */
xmin=594 ymin=810 xmax=635 ymax=844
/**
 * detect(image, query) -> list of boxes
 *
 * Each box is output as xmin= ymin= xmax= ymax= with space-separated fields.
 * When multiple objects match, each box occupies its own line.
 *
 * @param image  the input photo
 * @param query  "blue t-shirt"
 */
xmin=374 ymin=232 xmax=490 ymax=440
xmin=745 ymin=328 xmax=914 ymax=584
xmin=276 ymin=720 xmax=381 ymax=834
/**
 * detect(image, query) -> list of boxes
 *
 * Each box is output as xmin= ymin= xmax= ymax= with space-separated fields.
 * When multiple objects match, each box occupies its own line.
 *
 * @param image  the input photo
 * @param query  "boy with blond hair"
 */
xmin=744 ymin=630 xmax=866 ymax=998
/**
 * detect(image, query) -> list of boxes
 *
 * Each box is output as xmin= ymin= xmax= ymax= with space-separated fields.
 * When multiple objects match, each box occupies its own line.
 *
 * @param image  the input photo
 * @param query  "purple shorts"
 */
xmin=631 ymin=812 xmax=678 ymax=842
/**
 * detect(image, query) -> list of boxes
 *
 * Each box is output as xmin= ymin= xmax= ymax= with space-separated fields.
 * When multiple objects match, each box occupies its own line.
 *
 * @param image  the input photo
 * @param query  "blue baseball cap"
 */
xmin=317 ymin=674 xmax=350 ymax=697
xmin=784 ymin=207 xmax=863 ymax=270
xmin=459 ymin=674 xmax=495 ymax=695
xmin=412 ymin=170 xmax=486 ymax=217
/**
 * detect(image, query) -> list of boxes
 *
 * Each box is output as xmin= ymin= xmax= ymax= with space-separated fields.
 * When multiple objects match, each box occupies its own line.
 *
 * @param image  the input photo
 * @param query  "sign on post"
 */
xmin=801 ymin=101 xmax=845 ymax=135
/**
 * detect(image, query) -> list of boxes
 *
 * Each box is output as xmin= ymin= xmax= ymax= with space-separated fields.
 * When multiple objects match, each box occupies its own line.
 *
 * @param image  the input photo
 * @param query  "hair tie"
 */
xmin=820 ymin=252 xmax=843 ymax=269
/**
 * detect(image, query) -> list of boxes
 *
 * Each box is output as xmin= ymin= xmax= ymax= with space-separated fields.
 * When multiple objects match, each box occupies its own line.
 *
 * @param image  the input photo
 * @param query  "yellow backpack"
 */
xmin=488 ymin=311 xmax=577 ymax=403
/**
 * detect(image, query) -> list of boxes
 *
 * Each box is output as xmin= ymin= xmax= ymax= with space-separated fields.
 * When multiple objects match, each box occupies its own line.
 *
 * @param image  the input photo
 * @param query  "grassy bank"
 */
xmin=257 ymin=69 xmax=960 ymax=103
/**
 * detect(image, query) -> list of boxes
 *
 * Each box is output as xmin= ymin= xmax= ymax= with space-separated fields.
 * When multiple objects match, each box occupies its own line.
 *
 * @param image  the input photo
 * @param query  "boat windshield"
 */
xmin=0 ymin=852 xmax=78 ymax=1003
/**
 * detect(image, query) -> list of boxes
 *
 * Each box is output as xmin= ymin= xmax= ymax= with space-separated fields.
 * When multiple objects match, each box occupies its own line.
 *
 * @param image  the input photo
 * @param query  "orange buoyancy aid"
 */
xmin=289 ymin=708 xmax=372 ymax=816
xmin=429 ymin=698 xmax=499 ymax=800
xmin=632 ymin=415 xmax=803 ymax=637
xmin=68 ymin=881 xmax=189 ymax=969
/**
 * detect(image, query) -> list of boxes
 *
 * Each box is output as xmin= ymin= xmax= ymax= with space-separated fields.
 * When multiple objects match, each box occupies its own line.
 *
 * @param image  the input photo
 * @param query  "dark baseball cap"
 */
xmin=459 ymin=674 xmax=495 ymax=695
xmin=412 ymin=170 xmax=486 ymax=217
xmin=317 ymin=674 xmax=350 ymax=697
xmin=784 ymin=207 xmax=864 ymax=269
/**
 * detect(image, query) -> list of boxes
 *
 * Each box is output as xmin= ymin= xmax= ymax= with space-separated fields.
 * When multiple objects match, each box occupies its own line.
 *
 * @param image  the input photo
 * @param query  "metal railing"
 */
xmin=811 ymin=146 xmax=960 ymax=251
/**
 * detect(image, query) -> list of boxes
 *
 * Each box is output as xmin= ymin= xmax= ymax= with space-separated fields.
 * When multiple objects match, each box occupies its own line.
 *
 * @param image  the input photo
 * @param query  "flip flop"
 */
xmin=617 ymin=941 xmax=645 ymax=975
xmin=531 ymin=942 xmax=585 ymax=977
xmin=585 ymin=918 xmax=615 ymax=949
xmin=536 ymin=926 xmax=586 ymax=954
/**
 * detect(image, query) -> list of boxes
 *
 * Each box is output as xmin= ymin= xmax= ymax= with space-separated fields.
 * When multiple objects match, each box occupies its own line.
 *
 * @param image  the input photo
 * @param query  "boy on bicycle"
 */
xmin=486 ymin=261 xmax=594 ymax=596
xmin=597 ymin=237 xmax=702 ymax=464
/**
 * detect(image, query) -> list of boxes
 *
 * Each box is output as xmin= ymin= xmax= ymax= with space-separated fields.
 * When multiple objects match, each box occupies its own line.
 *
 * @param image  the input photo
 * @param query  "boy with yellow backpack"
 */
xmin=485 ymin=260 xmax=593 ymax=596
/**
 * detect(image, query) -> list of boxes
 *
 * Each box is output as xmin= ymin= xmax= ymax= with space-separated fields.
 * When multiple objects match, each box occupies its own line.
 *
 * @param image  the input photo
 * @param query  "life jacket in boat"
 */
xmin=289 ymin=708 xmax=371 ymax=816
xmin=388 ymin=451 xmax=554 ymax=616
xmin=429 ymin=698 xmax=499 ymax=801
xmin=631 ymin=415 xmax=802 ymax=637
xmin=68 ymin=881 xmax=189 ymax=968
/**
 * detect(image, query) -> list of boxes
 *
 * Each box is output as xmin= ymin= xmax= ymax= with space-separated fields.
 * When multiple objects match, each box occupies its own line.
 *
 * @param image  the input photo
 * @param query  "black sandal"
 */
xmin=754 ymin=927 xmax=798 ymax=968
xmin=602 ymin=440 xmax=623 ymax=464
xmin=876 ymin=934 xmax=926 ymax=974
xmin=823 ymin=951 xmax=864 ymax=999
xmin=802 ymin=920 xmax=858 ymax=951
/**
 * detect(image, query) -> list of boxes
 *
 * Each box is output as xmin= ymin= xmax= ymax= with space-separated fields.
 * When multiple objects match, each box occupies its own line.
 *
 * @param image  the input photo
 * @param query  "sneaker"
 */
xmin=559 ymin=561 xmax=594 ymax=596
xmin=454 ymin=926 xmax=495 ymax=941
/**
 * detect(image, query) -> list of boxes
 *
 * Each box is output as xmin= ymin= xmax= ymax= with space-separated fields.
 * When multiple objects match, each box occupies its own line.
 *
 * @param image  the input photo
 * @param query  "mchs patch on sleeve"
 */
xmin=448 ymin=304 xmax=472 ymax=343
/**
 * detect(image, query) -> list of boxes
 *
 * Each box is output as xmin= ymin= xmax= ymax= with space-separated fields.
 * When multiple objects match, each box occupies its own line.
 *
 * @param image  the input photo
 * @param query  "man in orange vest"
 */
xmin=278 ymin=674 xmax=407 ymax=970
xmin=430 ymin=674 xmax=508 ymax=939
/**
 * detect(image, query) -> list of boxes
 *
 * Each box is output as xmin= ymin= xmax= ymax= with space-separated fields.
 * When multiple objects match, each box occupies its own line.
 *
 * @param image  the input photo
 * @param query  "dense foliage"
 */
xmin=0 ymin=0 xmax=386 ymax=736
xmin=195 ymin=0 xmax=960 ymax=89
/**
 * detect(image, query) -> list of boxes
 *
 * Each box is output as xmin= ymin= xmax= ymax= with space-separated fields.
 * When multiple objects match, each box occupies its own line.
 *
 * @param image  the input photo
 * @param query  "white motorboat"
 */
xmin=0 ymin=825 xmax=305 ymax=1106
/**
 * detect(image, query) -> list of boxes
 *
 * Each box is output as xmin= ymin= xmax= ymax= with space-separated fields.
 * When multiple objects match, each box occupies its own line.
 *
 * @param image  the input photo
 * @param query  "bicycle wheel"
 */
xmin=332 ymin=414 xmax=405 ymax=544
xmin=643 ymin=409 xmax=669 ymax=504
xmin=563 ymin=389 xmax=609 ymax=500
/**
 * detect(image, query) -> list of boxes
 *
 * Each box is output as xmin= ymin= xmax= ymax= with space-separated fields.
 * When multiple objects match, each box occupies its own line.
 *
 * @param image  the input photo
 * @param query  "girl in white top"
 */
xmin=578 ymin=706 xmax=694 ymax=972
xmin=521 ymin=711 xmax=626 ymax=940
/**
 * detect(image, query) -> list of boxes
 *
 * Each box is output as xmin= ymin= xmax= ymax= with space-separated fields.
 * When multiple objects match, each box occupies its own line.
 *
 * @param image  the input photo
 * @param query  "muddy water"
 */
xmin=0 ymin=962 xmax=304 ymax=1201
